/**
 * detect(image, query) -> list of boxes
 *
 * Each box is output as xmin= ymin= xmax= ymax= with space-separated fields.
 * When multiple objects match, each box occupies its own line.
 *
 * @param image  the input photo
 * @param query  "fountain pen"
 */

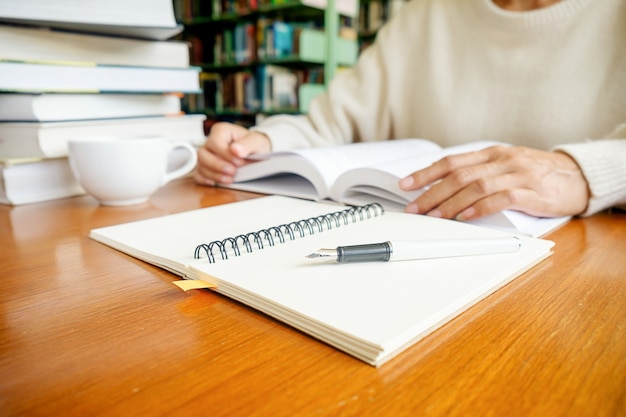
xmin=305 ymin=237 xmax=521 ymax=263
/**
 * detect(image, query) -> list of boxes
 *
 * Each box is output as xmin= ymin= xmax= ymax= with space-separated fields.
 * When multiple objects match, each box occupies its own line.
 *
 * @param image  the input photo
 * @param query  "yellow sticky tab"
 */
xmin=173 ymin=280 xmax=217 ymax=291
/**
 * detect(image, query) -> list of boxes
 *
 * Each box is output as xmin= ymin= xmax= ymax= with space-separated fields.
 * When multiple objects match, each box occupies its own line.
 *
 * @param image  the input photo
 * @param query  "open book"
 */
xmin=90 ymin=196 xmax=555 ymax=366
xmin=223 ymin=139 xmax=570 ymax=237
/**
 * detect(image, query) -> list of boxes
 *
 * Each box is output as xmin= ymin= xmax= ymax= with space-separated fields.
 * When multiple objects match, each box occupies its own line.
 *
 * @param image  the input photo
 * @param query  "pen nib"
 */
xmin=305 ymin=249 xmax=336 ymax=259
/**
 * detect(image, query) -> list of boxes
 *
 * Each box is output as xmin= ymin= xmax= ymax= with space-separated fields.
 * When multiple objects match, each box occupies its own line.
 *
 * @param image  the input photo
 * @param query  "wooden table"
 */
xmin=1 ymin=178 xmax=624 ymax=417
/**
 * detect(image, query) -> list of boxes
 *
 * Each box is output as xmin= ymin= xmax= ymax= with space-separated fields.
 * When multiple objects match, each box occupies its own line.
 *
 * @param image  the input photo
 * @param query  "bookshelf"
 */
xmin=175 ymin=0 xmax=359 ymax=127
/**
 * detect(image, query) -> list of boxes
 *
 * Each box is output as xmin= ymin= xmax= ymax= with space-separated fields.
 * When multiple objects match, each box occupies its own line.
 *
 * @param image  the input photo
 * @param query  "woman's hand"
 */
xmin=399 ymin=145 xmax=590 ymax=220
xmin=194 ymin=122 xmax=271 ymax=186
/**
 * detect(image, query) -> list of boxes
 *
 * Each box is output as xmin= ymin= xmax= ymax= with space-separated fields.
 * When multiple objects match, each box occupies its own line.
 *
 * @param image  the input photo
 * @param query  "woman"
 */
xmin=194 ymin=0 xmax=626 ymax=221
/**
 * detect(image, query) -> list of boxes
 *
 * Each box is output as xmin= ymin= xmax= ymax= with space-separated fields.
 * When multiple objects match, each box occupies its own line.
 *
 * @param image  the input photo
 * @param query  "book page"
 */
xmin=470 ymin=211 xmax=571 ymax=238
xmin=229 ymin=139 xmax=442 ymax=200
xmin=330 ymin=141 xmax=569 ymax=236
xmin=331 ymin=141 xmax=504 ymax=204
xmin=183 ymin=197 xmax=555 ymax=365
xmin=90 ymin=196 xmax=554 ymax=366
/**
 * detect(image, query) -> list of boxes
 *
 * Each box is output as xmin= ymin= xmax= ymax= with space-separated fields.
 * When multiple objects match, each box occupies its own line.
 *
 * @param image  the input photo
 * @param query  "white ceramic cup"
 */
xmin=68 ymin=136 xmax=198 ymax=206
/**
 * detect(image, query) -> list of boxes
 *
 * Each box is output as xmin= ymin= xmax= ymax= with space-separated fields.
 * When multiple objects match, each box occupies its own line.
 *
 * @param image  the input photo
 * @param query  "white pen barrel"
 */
xmin=390 ymin=237 xmax=521 ymax=261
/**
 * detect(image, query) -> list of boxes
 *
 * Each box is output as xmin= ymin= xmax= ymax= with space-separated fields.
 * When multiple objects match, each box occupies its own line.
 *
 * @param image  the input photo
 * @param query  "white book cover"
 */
xmin=0 ymin=0 xmax=181 ymax=40
xmin=0 ymin=157 xmax=84 ymax=205
xmin=0 ymin=93 xmax=182 ymax=122
xmin=0 ymin=61 xmax=201 ymax=94
xmin=0 ymin=114 xmax=207 ymax=158
xmin=0 ymin=25 xmax=190 ymax=68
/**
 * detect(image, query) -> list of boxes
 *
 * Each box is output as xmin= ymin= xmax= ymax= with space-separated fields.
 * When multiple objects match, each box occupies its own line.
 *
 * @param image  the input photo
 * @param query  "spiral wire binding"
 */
xmin=194 ymin=203 xmax=385 ymax=263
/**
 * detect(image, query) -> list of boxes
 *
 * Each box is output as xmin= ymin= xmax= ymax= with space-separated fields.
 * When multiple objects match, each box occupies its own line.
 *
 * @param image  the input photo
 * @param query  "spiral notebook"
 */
xmin=89 ymin=196 xmax=555 ymax=366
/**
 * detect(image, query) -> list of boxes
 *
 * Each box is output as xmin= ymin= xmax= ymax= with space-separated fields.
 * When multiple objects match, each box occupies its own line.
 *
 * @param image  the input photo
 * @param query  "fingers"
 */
xmin=399 ymin=146 xmax=501 ymax=191
xmin=402 ymin=146 xmax=512 ymax=216
xmin=194 ymin=145 xmax=236 ymax=185
xmin=401 ymin=145 xmax=589 ymax=220
xmin=455 ymin=188 xmax=543 ymax=221
xmin=411 ymin=161 xmax=520 ymax=219
xmin=202 ymin=122 xmax=248 ymax=163
xmin=194 ymin=122 xmax=271 ymax=186
xmin=230 ymin=132 xmax=272 ymax=159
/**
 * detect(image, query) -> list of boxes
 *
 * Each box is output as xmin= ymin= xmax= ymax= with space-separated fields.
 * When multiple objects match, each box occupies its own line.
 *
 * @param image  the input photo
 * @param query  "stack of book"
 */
xmin=0 ymin=0 xmax=206 ymax=205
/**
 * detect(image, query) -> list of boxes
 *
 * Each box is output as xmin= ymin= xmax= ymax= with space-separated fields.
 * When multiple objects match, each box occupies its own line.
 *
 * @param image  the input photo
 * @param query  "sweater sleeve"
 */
xmin=554 ymin=125 xmax=626 ymax=215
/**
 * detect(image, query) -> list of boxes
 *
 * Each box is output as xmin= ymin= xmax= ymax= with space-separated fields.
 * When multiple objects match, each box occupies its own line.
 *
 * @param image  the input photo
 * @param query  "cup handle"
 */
xmin=163 ymin=142 xmax=198 ymax=184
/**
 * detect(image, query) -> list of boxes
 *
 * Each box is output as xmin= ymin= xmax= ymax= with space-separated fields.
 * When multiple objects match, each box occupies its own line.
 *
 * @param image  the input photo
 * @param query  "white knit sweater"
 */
xmin=253 ymin=0 xmax=626 ymax=215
